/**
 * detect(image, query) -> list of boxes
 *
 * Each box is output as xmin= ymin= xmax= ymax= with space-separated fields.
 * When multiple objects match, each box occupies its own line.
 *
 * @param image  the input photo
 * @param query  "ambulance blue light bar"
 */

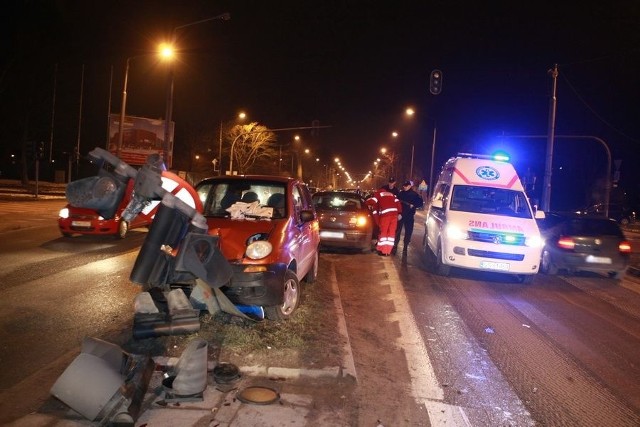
xmin=457 ymin=152 xmax=511 ymax=162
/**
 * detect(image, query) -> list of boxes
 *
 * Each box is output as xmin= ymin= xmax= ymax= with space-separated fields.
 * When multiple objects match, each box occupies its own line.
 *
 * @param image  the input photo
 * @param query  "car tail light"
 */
xmin=356 ymin=215 xmax=368 ymax=227
xmin=619 ymin=241 xmax=632 ymax=254
xmin=557 ymin=236 xmax=575 ymax=250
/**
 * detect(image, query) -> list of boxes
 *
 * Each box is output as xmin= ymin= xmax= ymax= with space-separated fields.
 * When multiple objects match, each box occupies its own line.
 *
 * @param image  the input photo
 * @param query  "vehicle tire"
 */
xmin=61 ymin=232 xmax=72 ymax=238
xmin=264 ymin=270 xmax=301 ymax=321
xmin=435 ymin=241 xmax=451 ymax=276
xmin=518 ymin=274 xmax=535 ymax=284
xmin=540 ymin=249 xmax=557 ymax=275
xmin=422 ymin=230 xmax=428 ymax=251
xmin=609 ymin=270 xmax=625 ymax=280
xmin=304 ymin=250 xmax=319 ymax=284
xmin=117 ymin=220 xmax=128 ymax=239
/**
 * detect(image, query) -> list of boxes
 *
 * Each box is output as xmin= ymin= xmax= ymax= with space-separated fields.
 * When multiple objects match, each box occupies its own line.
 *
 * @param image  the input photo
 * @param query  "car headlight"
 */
xmin=356 ymin=215 xmax=368 ymax=227
xmin=445 ymin=224 xmax=469 ymax=240
xmin=525 ymin=234 xmax=544 ymax=248
xmin=59 ymin=208 xmax=69 ymax=219
xmin=245 ymin=240 xmax=273 ymax=260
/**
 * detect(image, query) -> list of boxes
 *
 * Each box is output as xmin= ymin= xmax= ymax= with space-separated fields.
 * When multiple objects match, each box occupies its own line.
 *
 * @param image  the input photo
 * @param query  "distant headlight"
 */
xmin=246 ymin=241 xmax=273 ymax=260
xmin=525 ymin=234 xmax=544 ymax=248
xmin=445 ymin=224 xmax=469 ymax=240
xmin=59 ymin=208 xmax=69 ymax=219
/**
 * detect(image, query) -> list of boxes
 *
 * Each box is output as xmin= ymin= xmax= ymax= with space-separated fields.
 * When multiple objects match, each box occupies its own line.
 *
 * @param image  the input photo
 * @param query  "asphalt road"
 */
xmin=2 ymin=200 xmax=640 ymax=426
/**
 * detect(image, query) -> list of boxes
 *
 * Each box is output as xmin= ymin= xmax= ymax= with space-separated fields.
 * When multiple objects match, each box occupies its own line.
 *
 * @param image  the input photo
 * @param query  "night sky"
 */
xmin=2 ymin=1 xmax=639 ymax=210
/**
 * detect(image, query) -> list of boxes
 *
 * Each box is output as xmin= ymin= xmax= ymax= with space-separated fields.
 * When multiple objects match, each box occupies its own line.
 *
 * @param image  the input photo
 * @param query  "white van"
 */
xmin=423 ymin=153 xmax=544 ymax=283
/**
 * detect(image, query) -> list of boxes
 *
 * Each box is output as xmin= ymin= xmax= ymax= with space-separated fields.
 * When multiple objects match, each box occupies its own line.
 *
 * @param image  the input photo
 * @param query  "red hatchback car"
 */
xmin=194 ymin=175 xmax=320 ymax=320
xmin=58 ymin=171 xmax=197 ymax=238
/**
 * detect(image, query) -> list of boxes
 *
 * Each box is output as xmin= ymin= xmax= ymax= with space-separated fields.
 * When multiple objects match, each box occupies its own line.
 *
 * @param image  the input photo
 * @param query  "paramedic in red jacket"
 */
xmin=366 ymin=185 xmax=402 ymax=256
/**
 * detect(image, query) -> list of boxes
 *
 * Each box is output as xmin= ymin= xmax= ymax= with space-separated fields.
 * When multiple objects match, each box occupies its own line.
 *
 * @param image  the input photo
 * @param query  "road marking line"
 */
xmin=383 ymin=261 xmax=473 ymax=426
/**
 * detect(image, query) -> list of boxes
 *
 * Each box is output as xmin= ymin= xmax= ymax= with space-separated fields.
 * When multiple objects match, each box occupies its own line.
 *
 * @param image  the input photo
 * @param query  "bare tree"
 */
xmin=227 ymin=122 xmax=278 ymax=174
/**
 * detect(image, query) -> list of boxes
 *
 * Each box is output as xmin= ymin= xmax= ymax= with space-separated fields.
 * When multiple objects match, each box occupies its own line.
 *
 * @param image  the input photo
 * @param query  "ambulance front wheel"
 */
xmin=435 ymin=241 xmax=451 ymax=276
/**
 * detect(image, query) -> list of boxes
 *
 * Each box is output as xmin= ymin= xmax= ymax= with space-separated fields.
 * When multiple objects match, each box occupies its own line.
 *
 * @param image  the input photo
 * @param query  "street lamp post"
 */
xmin=116 ymin=57 xmax=131 ymax=159
xmin=428 ymin=123 xmax=437 ymax=198
xmin=218 ymin=111 xmax=246 ymax=176
xmin=163 ymin=12 xmax=231 ymax=168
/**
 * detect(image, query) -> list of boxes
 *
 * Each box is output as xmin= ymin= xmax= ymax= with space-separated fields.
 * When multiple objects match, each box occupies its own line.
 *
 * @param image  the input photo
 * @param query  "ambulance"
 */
xmin=423 ymin=153 xmax=545 ymax=283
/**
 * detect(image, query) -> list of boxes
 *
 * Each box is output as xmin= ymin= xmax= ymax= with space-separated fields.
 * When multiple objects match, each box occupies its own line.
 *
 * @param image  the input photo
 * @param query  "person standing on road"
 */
xmin=393 ymin=180 xmax=424 ymax=255
xmin=366 ymin=183 xmax=402 ymax=256
xmin=382 ymin=177 xmax=400 ymax=196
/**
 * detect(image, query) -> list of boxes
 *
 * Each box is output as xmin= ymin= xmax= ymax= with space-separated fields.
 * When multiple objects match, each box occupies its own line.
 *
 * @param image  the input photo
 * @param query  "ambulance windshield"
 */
xmin=449 ymin=185 xmax=532 ymax=219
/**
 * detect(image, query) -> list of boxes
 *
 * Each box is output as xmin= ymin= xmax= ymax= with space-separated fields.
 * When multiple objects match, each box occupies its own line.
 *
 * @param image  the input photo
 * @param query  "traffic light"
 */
xmin=38 ymin=141 xmax=45 ymax=159
xmin=429 ymin=69 xmax=443 ymax=95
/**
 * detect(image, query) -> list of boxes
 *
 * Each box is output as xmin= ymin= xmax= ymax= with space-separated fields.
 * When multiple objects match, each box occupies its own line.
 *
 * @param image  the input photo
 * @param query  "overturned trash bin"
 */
xmin=50 ymin=337 xmax=154 ymax=425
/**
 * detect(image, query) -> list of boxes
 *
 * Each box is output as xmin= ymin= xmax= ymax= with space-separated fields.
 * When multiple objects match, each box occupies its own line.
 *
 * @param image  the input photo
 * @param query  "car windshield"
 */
xmin=197 ymin=179 xmax=287 ymax=219
xmin=312 ymin=192 xmax=363 ymax=211
xmin=449 ymin=185 xmax=532 ymax=219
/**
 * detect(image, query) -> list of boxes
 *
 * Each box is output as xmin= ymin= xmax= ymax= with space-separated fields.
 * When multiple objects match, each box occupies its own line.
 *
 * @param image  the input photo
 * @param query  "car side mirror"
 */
xmin=300 ymin=209 xmax=315 ymax=223
xmin=430 ymin=199 xmax=443 ymax=209
xmin=535 ymin=210 xmax=546 ymax=219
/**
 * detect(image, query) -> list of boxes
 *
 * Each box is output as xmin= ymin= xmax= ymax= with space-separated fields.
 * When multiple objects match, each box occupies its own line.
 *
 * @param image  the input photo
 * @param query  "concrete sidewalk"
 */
xmin=9 ymin=359 xmax=356 ymax=427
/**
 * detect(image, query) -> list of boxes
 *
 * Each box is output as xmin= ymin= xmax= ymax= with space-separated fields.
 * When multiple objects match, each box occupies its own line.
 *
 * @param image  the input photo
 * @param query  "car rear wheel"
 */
xmin=264 ymin=270 xmax=301 ymax=320
xmin=540 ymin=249 xmax=558 ymax=275
xmin=609 ymin=270 xmax=625 ymax=280
xmin=117 ymin=220 xmax=128 ymax=239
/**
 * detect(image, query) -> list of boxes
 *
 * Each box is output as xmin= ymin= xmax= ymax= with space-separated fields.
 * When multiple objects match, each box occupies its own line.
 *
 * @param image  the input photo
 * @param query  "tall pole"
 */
xmin=163 ymin=66 xmax=174 ymax=168
xmin=428 ymin=124 xmax=437 ymax=198
xmin=117 ymin=58 xmax=130 ymax=159
xmin=218 ymin=120 xmax=223 ymax=175
xmin=409 ymin=143 xmax=415 ymax=181
xmin=48 ymin=63 xmax=57 ymax=164
xmin=106 ymin=65 xmax=113 ymax=149
xmin=75 ymin=64 xmax=84 ymax=176
xmin=542 ymin=64 xmax=559 ymax=212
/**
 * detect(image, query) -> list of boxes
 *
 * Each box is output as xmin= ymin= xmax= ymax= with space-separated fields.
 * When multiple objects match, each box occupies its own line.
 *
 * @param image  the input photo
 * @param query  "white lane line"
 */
xmin=382 ymin=260 xmax=472 ymax=426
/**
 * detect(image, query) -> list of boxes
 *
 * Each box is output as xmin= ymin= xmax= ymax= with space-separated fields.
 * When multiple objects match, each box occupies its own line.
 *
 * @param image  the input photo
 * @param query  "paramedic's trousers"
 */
xmin=376 ymin=214 xmax=398 ymax=255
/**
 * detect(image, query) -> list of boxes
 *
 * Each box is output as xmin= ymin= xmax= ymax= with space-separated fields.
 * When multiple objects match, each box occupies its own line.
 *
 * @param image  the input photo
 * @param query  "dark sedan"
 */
xmin=312 ymin=191 xmax=374 ymax=253
xmin=538 ymin=212 xmax=632 ymax=279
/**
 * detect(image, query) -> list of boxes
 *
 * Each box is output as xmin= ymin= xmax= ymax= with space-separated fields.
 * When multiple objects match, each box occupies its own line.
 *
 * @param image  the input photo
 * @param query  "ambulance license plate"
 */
xmin=480 ymin=261 xmax=510 ymax=271
xmin=72 ymin=221 xmax=91 ymax=227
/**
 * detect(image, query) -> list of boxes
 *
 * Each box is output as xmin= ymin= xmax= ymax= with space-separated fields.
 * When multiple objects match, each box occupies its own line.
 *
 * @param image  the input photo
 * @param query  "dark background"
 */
xmin=1 ymin=0 xmax=639 ymax=210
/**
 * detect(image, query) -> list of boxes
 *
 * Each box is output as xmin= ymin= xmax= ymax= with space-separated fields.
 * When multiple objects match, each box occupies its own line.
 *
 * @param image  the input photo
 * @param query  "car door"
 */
xmin=291 ymin=184 xmax=315 ymax=278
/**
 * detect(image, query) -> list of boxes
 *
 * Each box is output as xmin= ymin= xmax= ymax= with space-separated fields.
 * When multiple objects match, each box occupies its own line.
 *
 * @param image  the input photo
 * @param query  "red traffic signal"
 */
xmin=429 ymin=69 xmax=443 ymax=95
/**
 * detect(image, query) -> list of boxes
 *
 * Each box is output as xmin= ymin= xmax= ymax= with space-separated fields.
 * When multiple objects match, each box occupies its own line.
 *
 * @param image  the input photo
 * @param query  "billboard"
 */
xmin=108 ymin=114 xmax=174 ymax=167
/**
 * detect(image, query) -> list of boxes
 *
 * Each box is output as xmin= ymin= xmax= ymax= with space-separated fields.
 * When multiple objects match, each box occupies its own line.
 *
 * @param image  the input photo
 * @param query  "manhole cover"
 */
xmin=236 ymin=386 xmax=280 ymax=405
xmin=213 ymin=362 xmax=240 ymax=384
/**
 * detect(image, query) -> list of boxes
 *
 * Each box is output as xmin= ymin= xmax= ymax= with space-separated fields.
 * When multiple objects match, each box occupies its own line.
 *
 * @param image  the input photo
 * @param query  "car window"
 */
xmin=564 ymin=218 xmax=624 ymax=237
xmin=312 ymin=192 xmax=363 ymax=210
xmin=197 ymin=179 xmax=287 ymax=219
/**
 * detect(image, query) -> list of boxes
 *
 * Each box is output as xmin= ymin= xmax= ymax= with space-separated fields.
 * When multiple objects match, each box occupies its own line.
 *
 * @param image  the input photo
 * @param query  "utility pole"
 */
xmin=542 ymin=64 xmax=558 ymax=212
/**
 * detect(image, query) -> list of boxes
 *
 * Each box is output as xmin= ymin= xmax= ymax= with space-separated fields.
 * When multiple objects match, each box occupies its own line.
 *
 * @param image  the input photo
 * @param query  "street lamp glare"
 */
xmin=238 ymin=112 xmax=246 ymax=119
xmin=392 ymin=131 xmax=398 ymax=138
xmin=159 ymin=43 xmax=174 ymax=59
xmin=406 ymin=107 xmax=415 ymax=116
